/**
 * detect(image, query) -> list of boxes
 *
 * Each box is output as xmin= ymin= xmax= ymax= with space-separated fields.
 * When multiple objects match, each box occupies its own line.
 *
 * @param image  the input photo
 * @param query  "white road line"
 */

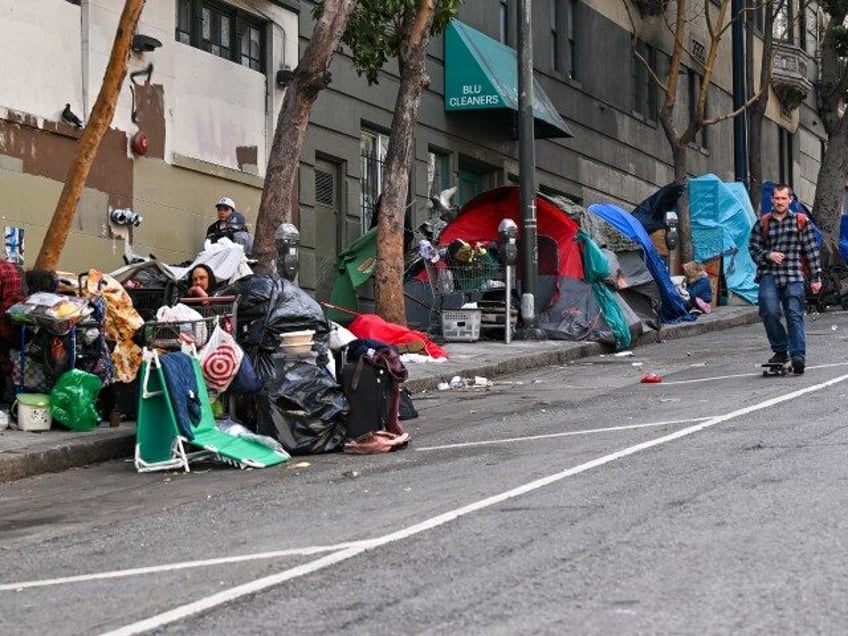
xmin=0 ymin=543 xmax=367 ymax=592
xmin=659 ymin=362 xmax=848 ymax=385
xmin=100 ymin=372 xmax=848 ymax=636
xmin=414 ymin=417 xmax=712 ymax=451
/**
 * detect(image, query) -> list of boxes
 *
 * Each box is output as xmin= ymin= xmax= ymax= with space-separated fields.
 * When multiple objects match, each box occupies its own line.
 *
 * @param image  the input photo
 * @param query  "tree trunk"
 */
xmin=252 ymin=0 xmax=358 ymax=277
xmin=373 ymin=1 xmax=436 ymax=326
xmin=813 ymin=2 xmax=848 ymax=255
xmin=35 ymin=0 xmax=146 ymax=270
xmin=812 ymin=118 xmax=848 ymax=251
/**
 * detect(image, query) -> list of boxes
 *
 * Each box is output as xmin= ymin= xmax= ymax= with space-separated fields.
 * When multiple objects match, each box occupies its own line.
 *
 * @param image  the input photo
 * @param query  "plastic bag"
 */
xmin=198 ymin=324 xmax=244 ymax=392
xmin=50 ymin=369 xmax=103 ymax=431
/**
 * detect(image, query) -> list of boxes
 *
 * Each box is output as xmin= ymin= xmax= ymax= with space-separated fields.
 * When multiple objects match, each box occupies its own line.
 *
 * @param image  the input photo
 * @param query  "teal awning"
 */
xmin=444 ymin=20 xmax=573 ymax=139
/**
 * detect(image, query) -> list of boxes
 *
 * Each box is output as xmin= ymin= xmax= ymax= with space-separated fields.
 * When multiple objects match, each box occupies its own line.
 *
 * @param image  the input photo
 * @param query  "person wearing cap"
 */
xmin=206 ymin=197 xmax=253 ymax=254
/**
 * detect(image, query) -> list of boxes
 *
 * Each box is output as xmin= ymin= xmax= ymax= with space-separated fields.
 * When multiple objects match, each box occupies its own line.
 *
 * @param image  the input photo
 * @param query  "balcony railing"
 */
xmin=771 ymin=43 xmax=813 ymax=116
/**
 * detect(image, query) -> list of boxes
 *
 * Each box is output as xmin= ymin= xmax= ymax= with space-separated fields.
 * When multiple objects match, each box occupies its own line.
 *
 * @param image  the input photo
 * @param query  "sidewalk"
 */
xmin=0 ymin=305 xmax=761 ymax=482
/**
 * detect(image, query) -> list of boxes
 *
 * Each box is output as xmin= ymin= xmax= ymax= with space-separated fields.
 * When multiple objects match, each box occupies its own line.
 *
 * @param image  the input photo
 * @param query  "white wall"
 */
xmin=0 ymin=0 xmax=83 ymax=124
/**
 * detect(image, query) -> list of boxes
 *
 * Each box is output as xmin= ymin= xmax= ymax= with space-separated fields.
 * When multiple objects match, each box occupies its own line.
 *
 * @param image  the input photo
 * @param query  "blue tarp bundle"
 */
xmin=587 ymin=203 xmax=692 ymax=323
xmin=688 ymin=174 xmax=759 ymax=305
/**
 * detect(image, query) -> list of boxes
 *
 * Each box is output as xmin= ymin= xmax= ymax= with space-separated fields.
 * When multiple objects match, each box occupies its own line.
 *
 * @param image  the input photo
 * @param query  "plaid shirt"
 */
xmin=748 ymin=211 xmax=822 ymax=285
xmin=0 ymin=260 xmax=23 ymax=350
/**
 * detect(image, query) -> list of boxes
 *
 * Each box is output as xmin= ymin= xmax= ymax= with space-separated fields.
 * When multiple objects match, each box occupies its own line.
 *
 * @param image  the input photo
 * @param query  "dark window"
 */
xmin=175 ymin=0 xmax=266 ymax=73
xmin=632 ymin=40 xmax=657 ymax=122
xmin=779 ymin=129 xmax=793 ymax=184
xmin=567 ymin=0 xmax=577 ymax=80
xmin=360 ymin=129 xmax=390 ymax=233
xmin=687 ymin=69 xmax=708 ymax=150
xmin=499 ymin=0 xmax=509 ymax=45
xmin=550 ymin=0 xmax=560 ymax=73
xmin=428 ymin=150 xmax=451 ymax=198
xmin=750 ymin=0 xmax=764 ymax=34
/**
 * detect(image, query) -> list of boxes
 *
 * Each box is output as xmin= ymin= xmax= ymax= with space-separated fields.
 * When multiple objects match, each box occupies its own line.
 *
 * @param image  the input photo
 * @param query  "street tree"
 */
xmin=252 ymin=0 xmax=358 ymax=276
xmin=624 ymin=0 xmax=758 ymax=264
xmin=812 ymin=0 xmax=848 ymax=256
xmin=35 ymin=0 xmax=145 ymax=270
xmin=342 ymin=0 xmax=461 ymax=325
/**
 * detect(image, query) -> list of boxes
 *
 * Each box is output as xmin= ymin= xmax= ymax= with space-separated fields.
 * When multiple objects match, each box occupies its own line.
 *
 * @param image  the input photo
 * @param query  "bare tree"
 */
xmin=812 ymin=0 xmax=848 ymax=256
xmin=252 ymin=0 xmax=358 ymax=276
xmin=624 ymin=0 xmax=759 ymax=263
xmin=35 ymin=0 xmax=146 ymax=270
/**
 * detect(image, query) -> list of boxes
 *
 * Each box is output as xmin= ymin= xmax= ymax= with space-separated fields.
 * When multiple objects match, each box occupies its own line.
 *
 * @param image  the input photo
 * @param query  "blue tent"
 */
xmin=587 ymin=203 xmax=692 ymax=323
xmin=688 ymin=174 xmax=759 ymax=304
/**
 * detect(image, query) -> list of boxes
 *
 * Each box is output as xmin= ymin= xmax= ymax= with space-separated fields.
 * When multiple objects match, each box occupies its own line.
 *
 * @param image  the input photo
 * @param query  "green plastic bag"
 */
xmin=50 ymin=369 xmax=103 ymax=432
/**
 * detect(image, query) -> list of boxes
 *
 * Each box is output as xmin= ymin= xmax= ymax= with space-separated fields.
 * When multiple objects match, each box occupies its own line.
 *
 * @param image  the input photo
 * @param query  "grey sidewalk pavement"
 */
xmin=0 ymin=305 xmax=761 ymax=483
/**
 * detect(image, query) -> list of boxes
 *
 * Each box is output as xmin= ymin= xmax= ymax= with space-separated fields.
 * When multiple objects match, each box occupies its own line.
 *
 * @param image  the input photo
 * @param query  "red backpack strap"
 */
xmin=761 ymin=213 xmax=771 ymax=243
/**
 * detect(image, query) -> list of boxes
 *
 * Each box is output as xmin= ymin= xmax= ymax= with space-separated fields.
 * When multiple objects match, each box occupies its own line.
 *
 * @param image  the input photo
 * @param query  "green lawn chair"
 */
xmin=134 ymin=350 xmax=289 ymax=472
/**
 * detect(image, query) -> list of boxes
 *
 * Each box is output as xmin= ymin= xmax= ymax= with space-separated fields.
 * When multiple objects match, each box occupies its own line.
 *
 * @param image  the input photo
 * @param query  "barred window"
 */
xmin=176 ymin=0 xmax=266 ymax=73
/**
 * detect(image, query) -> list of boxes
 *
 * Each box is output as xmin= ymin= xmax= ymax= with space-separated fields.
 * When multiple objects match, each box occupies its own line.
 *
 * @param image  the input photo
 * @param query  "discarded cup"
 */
xmin=449 ymin=375 xmax=463 ymax=389
xmin=640 ymin=373 xmax=663 ymax=383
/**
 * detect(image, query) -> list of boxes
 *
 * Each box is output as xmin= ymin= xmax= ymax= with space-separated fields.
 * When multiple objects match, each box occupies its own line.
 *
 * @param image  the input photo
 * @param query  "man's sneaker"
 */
xmin=768 ymin=352 xmax=789 ymax=364
xmin=792 ymin=357 xmax=805 ymax=374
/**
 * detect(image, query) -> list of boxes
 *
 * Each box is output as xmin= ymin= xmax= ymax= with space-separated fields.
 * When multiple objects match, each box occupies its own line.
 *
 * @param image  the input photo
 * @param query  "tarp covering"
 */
xmin=577 ymin=230 xmax=631 ymax=350
xmin=631 ymin=183 xmax=685 ymax=234
xmin=587 ymin=203 xmax=691 ymax=323
xmin=688 ymin=174 xmax=759 ymax=304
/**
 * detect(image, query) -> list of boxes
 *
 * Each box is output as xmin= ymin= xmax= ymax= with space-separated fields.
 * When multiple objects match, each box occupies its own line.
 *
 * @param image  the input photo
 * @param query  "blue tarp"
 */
xmin=688 ymin=174 xmax=759 ymax=304
xmin=587 ymin=203 xmax=692 ymax=323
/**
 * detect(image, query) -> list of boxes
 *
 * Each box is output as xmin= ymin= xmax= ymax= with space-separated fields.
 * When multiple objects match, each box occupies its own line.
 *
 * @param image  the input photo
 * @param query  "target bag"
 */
xmin=198 ymin=324 xmax=244 ymax=392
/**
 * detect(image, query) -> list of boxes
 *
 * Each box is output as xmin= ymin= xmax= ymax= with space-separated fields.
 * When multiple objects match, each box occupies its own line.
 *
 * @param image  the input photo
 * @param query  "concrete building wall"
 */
xmin=0 ymin=0 xmax=297 ymax=274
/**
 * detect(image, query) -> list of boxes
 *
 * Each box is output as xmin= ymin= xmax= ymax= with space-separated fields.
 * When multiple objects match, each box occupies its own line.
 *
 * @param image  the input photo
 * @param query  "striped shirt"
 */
xmin=748 ymin=211 xmax=822 ymax=285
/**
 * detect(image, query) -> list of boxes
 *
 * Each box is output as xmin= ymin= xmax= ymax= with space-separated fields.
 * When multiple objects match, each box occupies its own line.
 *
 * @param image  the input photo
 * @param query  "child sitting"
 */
xmin=682 ymin=261 xmax=712 ymax=314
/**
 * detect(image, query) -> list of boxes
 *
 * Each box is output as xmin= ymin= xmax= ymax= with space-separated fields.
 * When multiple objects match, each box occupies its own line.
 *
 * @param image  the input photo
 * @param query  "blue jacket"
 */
xmin=687 ymin=276 xmax=712 ymax=303
xmin=159 ymin=352 xmax=201 ymax=440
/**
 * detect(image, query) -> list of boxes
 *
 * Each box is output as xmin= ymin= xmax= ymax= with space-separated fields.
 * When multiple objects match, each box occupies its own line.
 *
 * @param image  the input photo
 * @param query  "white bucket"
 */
xmin=12 ymin=393 xmax=52 ymax=432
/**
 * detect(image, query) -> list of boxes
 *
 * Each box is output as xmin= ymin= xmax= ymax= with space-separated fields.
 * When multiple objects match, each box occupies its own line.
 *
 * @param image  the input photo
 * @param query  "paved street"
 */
xmin=3 ymin=312 xmax=848 ymax=635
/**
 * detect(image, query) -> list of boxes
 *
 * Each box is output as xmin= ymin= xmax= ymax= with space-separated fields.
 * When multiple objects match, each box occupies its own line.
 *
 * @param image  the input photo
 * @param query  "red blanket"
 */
xmin=348 ymin=314 xmax=449 ymax=359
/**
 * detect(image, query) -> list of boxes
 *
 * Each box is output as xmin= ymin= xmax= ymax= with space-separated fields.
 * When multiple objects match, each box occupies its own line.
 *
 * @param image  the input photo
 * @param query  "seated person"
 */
xmin=185 ymin=264 xmax=218 ymax=299
xmin=206 ymin=197 xmax=253 ymax=255
xmin=682 ymin=260 xmax=712 ymax=314
xmin=25 ymin=268 xmax=59 ymax=294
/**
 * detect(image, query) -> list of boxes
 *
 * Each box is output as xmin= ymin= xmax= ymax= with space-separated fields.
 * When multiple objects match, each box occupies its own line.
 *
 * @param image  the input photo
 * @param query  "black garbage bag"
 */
xmin=255 ymin=361 xmax=348 ymax=454
xmin=219 ymin=275 xmax=331 ymax=387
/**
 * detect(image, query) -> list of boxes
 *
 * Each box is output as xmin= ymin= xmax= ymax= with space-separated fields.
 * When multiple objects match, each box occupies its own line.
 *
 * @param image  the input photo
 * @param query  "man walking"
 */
xmin=748 ymin=183 xmax=822 ymax=374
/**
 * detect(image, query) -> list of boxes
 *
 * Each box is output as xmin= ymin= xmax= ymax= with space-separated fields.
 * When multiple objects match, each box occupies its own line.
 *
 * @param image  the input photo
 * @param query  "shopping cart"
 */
xmin=423 ymin=257 xmax=510 ymax=340
xmin=142 ymin=296 xmax=239 ymax=352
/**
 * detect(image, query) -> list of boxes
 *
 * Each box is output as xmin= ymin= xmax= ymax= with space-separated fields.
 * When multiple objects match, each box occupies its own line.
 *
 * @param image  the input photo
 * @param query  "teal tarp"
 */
xmin=577 ymin=230 xmax=631 ymax=350
xmin=688 ymin=174 xmax=759 ymax=304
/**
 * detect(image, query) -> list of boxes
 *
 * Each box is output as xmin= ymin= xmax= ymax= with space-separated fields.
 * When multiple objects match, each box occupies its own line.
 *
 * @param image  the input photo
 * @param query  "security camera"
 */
xmin=110 ymin=208 xmax=143 ymax=227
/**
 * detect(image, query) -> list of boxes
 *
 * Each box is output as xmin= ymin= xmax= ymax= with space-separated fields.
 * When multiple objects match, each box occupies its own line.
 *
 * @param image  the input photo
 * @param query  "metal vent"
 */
xmin=315 ymin=168 xmax=335 ymax=206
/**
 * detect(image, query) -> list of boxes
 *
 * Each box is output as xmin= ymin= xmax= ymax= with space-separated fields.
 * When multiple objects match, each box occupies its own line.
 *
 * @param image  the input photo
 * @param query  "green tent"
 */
xmin=327 ymin=228 xmax=377 ymax=323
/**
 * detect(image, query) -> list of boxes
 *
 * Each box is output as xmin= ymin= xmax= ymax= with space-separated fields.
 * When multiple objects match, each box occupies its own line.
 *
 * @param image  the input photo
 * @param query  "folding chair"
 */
xmin=134 ymin=349 xmax=289 ymax=473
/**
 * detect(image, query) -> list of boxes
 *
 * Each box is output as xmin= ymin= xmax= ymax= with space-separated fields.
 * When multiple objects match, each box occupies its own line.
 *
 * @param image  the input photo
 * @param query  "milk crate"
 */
xmin=441 ymin=309 xmax=482 ymax=342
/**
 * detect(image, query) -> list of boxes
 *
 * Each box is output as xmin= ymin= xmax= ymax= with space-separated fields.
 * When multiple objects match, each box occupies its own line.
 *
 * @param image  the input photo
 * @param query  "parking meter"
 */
xmin=498 ymin=219 xmax=519 ymax=344
xmin=664 ymin=211 xmax=679 ymax=251
xmin=275 ymin=223 xmax=300 ymax=282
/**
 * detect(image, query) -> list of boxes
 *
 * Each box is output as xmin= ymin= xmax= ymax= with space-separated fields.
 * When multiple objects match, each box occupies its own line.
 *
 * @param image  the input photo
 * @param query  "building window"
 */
xmin=176 ymin=0 xmax=266 ymax=72
xmin=499 ymin=0 xmax=509 ymax=45
xmin=632 ymin=40 xmax=657 ymax=122
xmin=360 ymin=129 xmax=390 ymax=233
xmin=566 ymin=0 xmax=577 ymax=80
xmin=550 ymin=0 xmax=560 ymax=73
xmin=687 ymin=69 xmax=708 ymax=150
xmin=428 ymin=150 xmax=451 ymax=198
xmin=779 ymin=129 xmax=793 ymax=185
xmin=773 ymin=0 xmax=793 ymax=43
xmin=750 ymin=0 xmax=764 ymax=34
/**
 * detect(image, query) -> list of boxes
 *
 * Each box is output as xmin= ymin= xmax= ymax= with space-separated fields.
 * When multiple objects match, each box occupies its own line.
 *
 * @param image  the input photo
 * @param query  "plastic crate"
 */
xmin=441 ymin=309 xmax=482 ymax=342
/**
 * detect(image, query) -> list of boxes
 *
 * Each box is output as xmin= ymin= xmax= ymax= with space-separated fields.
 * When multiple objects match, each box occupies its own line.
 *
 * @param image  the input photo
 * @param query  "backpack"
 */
xmin=760 ymin=212 xmax=811 ymax=277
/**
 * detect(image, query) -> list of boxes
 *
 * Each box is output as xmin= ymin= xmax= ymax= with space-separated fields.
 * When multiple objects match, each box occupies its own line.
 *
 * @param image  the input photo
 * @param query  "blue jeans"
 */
xmin=757 ymin=275 xmax=806 ymax=360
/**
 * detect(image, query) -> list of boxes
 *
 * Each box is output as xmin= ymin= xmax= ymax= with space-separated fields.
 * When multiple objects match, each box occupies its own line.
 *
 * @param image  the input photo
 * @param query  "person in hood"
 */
xmin=206 ymin=197 xmax=254 ymax=255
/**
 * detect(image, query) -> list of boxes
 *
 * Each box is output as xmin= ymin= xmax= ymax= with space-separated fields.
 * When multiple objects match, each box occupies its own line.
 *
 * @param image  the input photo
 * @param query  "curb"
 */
xmin=0 ymin=429 xmax=135 ymax=483
xmin=0 ymin=307 xmax=762 ymax=483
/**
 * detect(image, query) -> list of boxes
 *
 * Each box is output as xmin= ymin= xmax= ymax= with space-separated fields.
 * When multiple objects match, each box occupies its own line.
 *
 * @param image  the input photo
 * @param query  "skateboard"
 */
xmin=762 ymin=362 xmax=792 ymax=377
